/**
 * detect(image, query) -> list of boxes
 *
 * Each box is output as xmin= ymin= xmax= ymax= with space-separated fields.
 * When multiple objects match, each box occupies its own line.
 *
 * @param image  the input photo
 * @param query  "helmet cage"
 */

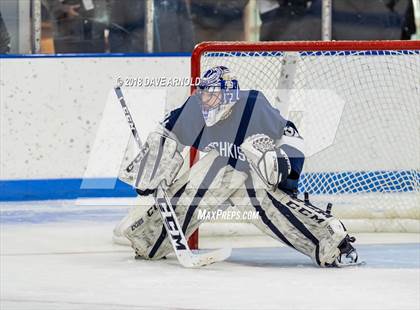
xmin=197 ymin=67 xmax=239 ymax=126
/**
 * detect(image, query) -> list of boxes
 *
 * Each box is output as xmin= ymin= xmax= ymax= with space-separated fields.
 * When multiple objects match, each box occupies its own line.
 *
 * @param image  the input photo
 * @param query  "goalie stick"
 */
xmin=114 ymin=86 xmax=231 ymax=267
xmin=114 ymin=88 xmax=146 ymax=173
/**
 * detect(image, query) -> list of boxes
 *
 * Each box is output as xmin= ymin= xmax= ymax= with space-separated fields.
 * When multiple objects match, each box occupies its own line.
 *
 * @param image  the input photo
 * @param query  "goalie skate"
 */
xmin=330 ymin=235 xmax=365 ymax=268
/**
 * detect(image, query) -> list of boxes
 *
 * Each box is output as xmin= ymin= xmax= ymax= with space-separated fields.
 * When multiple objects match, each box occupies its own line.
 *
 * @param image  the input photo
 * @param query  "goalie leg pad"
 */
xmin=135 ymin=131 xmax=183 ymax=193
xmin=124 ymin=150 xmax=248 ymax=260
xmin=112 ymin=196 xmax=156 ymax=246
xmin=231 ymin=179 xmax=350 ymax=267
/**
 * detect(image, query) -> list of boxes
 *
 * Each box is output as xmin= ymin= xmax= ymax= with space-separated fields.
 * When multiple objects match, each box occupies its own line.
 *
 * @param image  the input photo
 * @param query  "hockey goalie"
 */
xmin=115 ymin=66 xmax=361 ymax=267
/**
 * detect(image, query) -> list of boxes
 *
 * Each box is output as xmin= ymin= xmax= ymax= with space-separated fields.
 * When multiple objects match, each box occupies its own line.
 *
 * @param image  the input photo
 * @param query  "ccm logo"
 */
xmin=156 ymin=198 xmax=187 ymax=250
xmin=286 ymin=201 xmax=326 ymax=224
xmin=123 ymin=107 xmax=136 ymax=129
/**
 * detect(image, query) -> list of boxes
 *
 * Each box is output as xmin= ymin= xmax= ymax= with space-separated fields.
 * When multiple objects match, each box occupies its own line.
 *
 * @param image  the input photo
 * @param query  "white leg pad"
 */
xmin=124 ymin=150 xmax=248 ymax=259
xmin=230 ymin=180 xmax=348 ymax=266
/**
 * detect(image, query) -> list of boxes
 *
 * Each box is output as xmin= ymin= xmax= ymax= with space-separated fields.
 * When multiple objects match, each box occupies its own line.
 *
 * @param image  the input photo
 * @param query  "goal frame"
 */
xmin=191 ymin=41 xmax=420 ymax=84
xmin=188 ymin=40 xmax=420 ymax=249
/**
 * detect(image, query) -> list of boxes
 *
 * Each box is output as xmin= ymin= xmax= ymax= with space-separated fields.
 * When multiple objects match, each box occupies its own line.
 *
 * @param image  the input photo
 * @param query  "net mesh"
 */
xmin=197 ymin=47 xmax=420 ymax=232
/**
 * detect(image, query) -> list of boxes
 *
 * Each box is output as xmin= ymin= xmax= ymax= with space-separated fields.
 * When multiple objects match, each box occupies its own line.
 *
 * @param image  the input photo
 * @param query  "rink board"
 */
xmin=1 ymin=53 xmax=418 ymax=202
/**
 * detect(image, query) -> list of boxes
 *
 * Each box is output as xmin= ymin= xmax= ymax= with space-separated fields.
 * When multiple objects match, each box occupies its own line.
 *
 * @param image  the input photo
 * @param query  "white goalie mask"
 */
xmin=197 ymin=66 xmax=239 ymax=127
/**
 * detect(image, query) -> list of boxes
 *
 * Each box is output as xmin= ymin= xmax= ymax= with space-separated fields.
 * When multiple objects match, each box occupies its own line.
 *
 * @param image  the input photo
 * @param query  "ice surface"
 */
xmin=1 ymin=200 xmax=419 ymax=310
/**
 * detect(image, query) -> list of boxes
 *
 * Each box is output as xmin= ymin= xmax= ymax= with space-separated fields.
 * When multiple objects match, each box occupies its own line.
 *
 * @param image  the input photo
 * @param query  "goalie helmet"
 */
xmin=197 ymin=66 xmax=239 ymax=127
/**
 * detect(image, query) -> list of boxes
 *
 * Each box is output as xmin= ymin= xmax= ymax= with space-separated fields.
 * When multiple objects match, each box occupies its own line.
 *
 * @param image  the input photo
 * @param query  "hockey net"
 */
xmin=190 ymin=41 xmax=420 ymax=240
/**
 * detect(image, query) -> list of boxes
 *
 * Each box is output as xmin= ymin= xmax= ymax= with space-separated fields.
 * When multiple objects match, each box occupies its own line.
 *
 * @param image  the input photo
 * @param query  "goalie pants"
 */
xmin=128 ymin=150 xmax=347 ymax=266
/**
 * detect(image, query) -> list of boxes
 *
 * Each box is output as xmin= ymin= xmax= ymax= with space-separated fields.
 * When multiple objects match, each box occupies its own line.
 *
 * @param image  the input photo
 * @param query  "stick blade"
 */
xmin=180 ymin=247 xmax=232 ymax=268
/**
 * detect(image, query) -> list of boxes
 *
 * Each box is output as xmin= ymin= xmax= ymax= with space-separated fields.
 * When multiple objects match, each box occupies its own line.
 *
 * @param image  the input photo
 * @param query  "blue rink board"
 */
xmin=1 ymin=52 xmax=418 ymax=202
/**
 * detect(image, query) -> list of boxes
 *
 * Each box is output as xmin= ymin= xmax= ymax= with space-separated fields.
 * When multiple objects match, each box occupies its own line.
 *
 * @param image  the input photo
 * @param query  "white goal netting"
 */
xmin=193 ymin=42 xmax=419 ymax=233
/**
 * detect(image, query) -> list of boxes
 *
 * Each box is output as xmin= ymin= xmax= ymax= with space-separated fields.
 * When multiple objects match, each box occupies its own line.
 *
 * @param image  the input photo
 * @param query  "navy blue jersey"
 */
xmin=162 ymin=90 xmax=288 ymax=171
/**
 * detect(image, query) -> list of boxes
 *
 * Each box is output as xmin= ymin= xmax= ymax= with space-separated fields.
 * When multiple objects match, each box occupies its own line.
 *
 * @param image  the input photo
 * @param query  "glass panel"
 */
xmin=0 ymin=0 xmax=416 ymax=55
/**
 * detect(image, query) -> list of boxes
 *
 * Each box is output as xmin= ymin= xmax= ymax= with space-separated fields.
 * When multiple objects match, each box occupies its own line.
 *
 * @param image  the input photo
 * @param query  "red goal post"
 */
xmin=188 ymin=40 xmax=420 ymax=249
xmin=191 ymin=40 xmax=420 ymax=78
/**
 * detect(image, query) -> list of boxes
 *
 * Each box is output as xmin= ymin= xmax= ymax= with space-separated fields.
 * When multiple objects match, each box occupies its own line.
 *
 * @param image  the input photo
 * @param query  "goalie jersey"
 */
xmin=162 ymin=90 xmax=304 ymax=191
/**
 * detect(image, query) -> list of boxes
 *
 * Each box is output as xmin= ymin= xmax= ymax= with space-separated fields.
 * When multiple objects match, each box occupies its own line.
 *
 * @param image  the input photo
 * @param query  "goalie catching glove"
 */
xmin=135 ymin=131 xmax=184 ymax=195
xmin=241 ymin=134 xmax=291 ymax=190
